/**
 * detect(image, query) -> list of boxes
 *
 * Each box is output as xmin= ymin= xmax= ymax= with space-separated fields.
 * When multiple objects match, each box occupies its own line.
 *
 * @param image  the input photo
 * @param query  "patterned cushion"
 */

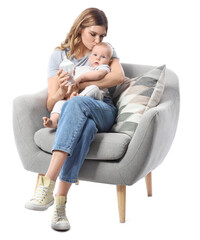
xmin=112 ymin=77 xmax=132 ymax=104
xmin=111 ymin=65 xmax=166 ymax=137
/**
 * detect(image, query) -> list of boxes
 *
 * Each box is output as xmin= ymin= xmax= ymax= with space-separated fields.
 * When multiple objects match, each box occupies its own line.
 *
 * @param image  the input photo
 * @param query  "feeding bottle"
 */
xmin=59 ymin=56 xmax=76 ymax=86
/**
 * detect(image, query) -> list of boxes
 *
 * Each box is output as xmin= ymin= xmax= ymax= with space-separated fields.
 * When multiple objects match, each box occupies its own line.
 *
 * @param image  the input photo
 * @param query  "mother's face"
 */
xmin=81 ymin=25 xmax=107 ymax=51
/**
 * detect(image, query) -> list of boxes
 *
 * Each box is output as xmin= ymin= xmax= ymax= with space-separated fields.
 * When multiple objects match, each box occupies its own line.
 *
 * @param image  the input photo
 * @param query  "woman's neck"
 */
xmin=74 ymin=44 xmax=90 ymax=59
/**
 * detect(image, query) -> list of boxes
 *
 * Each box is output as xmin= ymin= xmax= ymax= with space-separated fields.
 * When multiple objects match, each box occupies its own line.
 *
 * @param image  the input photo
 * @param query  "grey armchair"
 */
xmin=13 ymin=63 xmax=180 ymax=223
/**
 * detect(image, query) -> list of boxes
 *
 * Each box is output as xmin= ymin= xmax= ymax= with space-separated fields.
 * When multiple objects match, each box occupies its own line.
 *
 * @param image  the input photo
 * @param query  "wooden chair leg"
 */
xmin=34 ymin=173 xmax=44 ymax=192
xmin=145 ymin=172 xmax=152 ymax=197
xmin=116 ymin=185 xmax=126 ymax=223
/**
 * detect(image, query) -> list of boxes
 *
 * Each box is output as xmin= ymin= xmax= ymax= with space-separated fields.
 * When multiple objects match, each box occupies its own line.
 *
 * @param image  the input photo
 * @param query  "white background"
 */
xmin=1 ymin=0 xmax=199 ymax=239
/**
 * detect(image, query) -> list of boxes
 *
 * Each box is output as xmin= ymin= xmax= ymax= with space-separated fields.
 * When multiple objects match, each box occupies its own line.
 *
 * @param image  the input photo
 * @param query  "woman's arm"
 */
xmin=47 ymin=69 xmax=71 ymax=112
xmin=78 ymin=58 xmax=125 ymax=90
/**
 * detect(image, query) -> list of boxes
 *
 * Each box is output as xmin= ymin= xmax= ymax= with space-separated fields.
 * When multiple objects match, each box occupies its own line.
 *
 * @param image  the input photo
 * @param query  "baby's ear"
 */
xmin=109 ymin=58 xmax=113 ymax=65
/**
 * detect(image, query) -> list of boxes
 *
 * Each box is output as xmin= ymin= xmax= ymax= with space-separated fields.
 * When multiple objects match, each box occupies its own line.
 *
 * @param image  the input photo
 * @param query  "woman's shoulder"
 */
xmin=47 ymin=48 xmax=68 ymax=79
xmin=49 ymin=48 xmax=67 ymax=61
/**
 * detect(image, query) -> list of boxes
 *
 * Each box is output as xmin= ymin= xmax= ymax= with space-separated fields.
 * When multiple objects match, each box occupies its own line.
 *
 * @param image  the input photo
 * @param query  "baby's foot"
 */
xmin=43 ymin=117 xmax=57 ymax=128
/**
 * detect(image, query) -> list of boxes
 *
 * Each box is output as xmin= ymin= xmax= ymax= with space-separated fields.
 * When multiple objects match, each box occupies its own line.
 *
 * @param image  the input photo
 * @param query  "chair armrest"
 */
xmin=13 ymin=89 xmax=49 ymax=170
xmin=117 ymin=91 xmax=180 ymax=185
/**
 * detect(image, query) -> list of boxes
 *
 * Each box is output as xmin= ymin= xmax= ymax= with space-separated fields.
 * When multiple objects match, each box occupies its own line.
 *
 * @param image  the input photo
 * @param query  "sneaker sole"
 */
xmin=25 ymin=200 xmax=54 ymax=211
xmin=51 ymin=222 xmax=70 ymax=231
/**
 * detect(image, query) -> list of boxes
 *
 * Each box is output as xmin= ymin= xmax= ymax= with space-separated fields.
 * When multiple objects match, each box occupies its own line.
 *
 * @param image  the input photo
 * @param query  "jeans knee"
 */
xmin=66 ymin=96 xmax=91 ymax=113
xmin=61 ymin=97 xmax=83 ymax=113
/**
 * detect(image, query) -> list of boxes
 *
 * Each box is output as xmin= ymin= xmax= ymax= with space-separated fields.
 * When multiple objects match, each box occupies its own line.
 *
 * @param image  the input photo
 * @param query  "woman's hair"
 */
xmin=56 ymin=8 xmax=108 ymax=58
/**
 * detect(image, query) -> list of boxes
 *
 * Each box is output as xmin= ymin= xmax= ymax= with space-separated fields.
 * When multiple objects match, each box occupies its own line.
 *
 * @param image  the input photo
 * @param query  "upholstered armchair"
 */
xmin=13 ymin=63 xmax=180 ymax=223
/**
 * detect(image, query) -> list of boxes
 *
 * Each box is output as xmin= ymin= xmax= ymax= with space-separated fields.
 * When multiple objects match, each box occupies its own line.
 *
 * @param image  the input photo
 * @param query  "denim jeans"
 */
xmin=52 ymin=96 xmax=117 ymax=183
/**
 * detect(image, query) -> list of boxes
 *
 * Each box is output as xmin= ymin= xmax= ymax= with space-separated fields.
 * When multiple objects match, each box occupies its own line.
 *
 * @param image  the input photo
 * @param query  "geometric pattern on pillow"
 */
xmin=111 ymin=65 xmax=166 ymax=137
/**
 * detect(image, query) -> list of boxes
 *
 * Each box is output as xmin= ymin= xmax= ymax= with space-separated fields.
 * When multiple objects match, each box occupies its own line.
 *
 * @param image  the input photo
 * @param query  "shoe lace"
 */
xmin=54 ymin=204 xmax=67 ymax=222
xmin=31 ymin=185 xmax=51 ymax=203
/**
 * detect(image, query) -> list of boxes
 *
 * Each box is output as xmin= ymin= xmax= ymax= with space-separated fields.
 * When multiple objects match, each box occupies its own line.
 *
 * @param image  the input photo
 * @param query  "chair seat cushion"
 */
xmin=34 ymin=128 xmax=131 ymax=160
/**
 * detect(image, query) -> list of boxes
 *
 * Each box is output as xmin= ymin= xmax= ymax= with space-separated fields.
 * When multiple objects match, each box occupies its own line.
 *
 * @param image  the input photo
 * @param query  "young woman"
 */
xmin=25 ymin=8 xmax=124 ymax=231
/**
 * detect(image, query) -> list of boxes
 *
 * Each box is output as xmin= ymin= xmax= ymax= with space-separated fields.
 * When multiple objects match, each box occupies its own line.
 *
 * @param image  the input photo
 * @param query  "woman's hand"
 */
xmin=57 ymin=69 xmax=70 ymax=97
xmin=58 ymin=69 xmax=77 ymax=97
xmin=47 ymin=69 xmax=75 ymax=111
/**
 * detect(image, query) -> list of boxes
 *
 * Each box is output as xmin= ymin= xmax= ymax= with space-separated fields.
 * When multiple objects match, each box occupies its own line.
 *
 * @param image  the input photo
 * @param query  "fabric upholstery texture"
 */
xmin=111 ymin=65 xmax=166 ymax=137
xmin=34 ymin=129 xmax=131 ymax=160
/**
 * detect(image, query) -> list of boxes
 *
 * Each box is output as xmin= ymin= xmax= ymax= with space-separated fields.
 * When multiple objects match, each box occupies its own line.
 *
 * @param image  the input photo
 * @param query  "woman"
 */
xmin=25 ymin=8 xmax=124 ymax=231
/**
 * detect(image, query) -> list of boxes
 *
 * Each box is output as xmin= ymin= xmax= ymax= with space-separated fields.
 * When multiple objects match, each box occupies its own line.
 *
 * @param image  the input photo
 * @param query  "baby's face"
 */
xmin=89 ymin=45 xmax=112 ymax=67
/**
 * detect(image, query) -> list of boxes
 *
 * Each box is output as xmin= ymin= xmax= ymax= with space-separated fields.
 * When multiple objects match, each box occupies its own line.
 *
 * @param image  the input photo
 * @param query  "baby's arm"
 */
xmin=75 ymin=69 xmax=108 ymax=85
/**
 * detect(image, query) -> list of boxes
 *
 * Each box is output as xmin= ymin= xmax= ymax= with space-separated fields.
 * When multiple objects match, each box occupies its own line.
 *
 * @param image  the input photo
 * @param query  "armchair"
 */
xmin=13 ymin=63 xmax=180 ymax=223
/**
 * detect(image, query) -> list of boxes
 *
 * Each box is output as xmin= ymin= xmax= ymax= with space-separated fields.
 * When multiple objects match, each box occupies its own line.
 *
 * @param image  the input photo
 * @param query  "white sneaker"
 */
xmin=51 ymin=196 xmax=70 ymax=231
xmin=25 ymin=176 xmax=55 ymax=211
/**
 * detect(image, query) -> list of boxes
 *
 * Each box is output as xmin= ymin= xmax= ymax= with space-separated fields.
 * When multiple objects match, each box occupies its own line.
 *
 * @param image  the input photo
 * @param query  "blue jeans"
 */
xmin=52 ymin=96 xmax=117 ymax=183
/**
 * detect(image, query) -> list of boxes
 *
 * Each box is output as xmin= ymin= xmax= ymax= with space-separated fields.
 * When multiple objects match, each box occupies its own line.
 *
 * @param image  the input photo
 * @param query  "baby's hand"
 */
xmin=75 ymin=76 xmax=82 ymax=88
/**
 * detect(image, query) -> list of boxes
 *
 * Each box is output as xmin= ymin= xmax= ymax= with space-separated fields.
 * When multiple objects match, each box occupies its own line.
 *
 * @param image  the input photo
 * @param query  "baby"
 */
xmin=43 ymin=42 xmax=113 ymax=128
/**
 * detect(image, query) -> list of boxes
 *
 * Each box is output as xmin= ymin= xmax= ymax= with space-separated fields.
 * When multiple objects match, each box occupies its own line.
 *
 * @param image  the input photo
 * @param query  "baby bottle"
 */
xmin=59 ymin=56 xmax=76 ymax=86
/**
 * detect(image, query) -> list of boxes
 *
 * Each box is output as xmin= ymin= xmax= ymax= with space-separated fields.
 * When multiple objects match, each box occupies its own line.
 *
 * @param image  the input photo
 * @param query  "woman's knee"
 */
xmin=60 ymin=97 xmax=82 ymax=113
xmin=65 ymin=96 xmax=92 ymax=111
xmin=59 ymin=97 xmax=90 ymax=120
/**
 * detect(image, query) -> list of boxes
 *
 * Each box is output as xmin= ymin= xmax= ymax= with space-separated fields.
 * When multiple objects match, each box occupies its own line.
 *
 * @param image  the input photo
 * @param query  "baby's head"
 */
xmin=89 ymin=42 xmax=113 ymax=68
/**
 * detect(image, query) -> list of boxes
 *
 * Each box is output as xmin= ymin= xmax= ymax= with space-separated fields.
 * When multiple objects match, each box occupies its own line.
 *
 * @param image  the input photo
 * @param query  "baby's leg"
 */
xmin=43 ymin=113 xmax=60 ymax=128
xmin=43 ymin=100 xmax=66 ymax=128
xmin=79 ymin=85 xmax=104 ymax=100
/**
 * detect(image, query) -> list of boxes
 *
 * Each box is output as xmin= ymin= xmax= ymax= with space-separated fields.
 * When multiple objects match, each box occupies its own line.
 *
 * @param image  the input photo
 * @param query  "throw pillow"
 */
xmin=112 ymin=77 xmax=132 ymax=105
xmin=111 ymin=65 xmax=166 ymax=137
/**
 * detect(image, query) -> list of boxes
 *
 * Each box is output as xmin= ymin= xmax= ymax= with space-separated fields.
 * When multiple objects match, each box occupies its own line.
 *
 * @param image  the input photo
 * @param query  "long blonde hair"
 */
xmin=56 ymin=8 xmax=108 ymax=58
